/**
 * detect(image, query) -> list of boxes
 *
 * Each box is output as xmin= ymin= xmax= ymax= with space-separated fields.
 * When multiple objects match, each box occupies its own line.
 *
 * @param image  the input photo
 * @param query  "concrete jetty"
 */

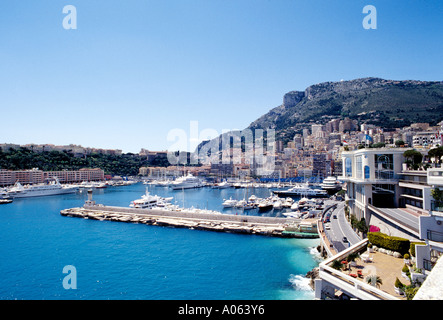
xmin=60 ymin=204 xmax=319 ymax=238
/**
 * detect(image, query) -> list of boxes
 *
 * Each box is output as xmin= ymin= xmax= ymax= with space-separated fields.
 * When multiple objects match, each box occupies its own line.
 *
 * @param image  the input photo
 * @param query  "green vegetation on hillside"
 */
xmin=0 ymin=148 xmax=169 ymax=176
xmin=247 ymin=78 xmax=443 ymax=144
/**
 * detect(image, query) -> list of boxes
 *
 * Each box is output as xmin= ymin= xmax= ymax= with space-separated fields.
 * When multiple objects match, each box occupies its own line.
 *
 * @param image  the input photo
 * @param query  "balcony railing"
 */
xmin=431 ymin=201 xmax=443 ymax=213
xmin=427 ymin=229 xmax=443 ymax=242
xmin=423 ymin=259 xmax=435 ymax=271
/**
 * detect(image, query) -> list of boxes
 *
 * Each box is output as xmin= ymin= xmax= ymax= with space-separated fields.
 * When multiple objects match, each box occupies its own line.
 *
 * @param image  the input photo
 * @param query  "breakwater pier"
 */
xmin=60 ymin=204 xmax=319 ymax=238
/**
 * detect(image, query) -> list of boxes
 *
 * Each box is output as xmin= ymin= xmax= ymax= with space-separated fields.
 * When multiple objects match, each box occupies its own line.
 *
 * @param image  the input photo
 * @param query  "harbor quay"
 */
xmin=60 ymin=204 xmax=319 ymax=239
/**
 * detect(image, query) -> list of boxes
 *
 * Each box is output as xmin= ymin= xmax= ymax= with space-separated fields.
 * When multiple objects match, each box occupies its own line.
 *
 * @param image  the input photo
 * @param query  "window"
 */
xmin=345 ymin=157 xmax=352 ymax=177
xmin=356 ymin=156 xmax=362 ymax=179
xmin=364 ymin=165 xmax=370 ymax=179
xmin=375 ymin=154 xmax=394 ymax=180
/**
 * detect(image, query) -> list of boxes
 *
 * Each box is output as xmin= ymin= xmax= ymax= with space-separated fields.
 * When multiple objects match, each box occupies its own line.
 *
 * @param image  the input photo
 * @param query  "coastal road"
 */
xmin=324 ymin=201 xmax=361 ymax=253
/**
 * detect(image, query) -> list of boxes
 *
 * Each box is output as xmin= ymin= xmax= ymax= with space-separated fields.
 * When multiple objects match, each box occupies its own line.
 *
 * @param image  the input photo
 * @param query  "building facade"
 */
xmin=340 ymin=148 xmax=407 ymax=222
xmin=0 ymin=168 xmax=105 ymax=186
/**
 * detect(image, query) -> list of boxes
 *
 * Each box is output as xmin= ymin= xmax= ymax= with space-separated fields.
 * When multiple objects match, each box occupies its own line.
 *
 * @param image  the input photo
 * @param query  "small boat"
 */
xmin=273 ymin=200 xmax=283 ymax=210
xmin=235 ymin=199 xmax=247 ymax=208
xmin=283 ymin=211 xmax=300 ymax=218
xmin=282 ymin=197 xmax=294 ymax=208
xmin=217 ymin=181 xmax=232 ymax=189
xmin=222 ymin=197 xmax=238 ymax=208
xmin=0 ymin=199 xmax=13 ymax=204
xmin=243 ymin=202 xmax=255 ymax=210
xmin=258 ymin=201 xmax=273 ymax=212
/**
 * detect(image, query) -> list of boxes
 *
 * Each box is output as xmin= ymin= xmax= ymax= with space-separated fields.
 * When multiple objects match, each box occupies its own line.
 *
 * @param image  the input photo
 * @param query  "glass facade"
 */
xmin=375 ymin=154 xmax=394 ymax=180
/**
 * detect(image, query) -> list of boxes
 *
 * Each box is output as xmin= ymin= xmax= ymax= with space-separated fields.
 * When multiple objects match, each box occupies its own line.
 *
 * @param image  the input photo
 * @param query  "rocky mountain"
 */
xmin=197 ymin=77 xmax=443 ymax=153
xmin=248 ymin=77 xmax=443 ymax=143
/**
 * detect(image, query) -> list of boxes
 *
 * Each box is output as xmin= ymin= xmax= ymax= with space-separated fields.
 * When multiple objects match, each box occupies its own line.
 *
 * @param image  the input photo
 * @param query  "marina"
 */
xmin=60 ymin=185 xmax=321 ymax=238
xmin=0 ymin=181 xmax=321 ymax=300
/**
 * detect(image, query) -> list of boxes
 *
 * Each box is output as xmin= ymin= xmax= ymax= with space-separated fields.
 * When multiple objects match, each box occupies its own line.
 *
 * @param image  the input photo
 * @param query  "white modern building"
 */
xmin=339 ymin=148 xmax=414 ymax=237
xmin=414 ymin=168 xmax=443 ymax=272
xmin=316 ymin=148 xmax=443 ymax=299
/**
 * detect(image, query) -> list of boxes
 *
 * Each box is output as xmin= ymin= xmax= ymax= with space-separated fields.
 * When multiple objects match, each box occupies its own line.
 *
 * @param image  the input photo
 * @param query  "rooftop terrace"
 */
xmin=318 ymin=239 xmax=424 ymax=300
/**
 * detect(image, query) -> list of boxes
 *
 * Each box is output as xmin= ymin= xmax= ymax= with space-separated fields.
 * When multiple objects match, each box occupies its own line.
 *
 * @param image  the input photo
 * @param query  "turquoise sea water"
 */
xmin=0 ymin=183 xmax=321 ymax=300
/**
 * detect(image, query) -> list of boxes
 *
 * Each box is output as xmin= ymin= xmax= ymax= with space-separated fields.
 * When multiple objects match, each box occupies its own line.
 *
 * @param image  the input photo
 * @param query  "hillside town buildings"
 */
xmin=138 ymin=119 xmax=443 ymax=181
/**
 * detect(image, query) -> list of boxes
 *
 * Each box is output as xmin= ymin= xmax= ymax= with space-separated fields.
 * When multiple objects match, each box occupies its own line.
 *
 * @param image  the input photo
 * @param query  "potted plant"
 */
xmin=410 ymin=265 xmax=426 ymax=283
xmin=404 ymin=253 xmax=411 ymax=265
xmin=394 ymin=277 xmax=405 ymax=296
xmin=331 ymin=259 xmax=343 ymax=270
xmin=367 ymin=243 xmax=374 ymax=253
xmin=366 ymin=275 xmax=383 ymax=288
xmin=346 ymin=252 xmax=359 ymax=267
xmin=401 ymin=264 xmax=410 ymax=280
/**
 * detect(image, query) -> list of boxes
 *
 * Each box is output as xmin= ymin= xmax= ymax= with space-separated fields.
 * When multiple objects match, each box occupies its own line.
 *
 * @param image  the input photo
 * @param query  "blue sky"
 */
xmin=0 ymin=0 xmax=442 ymax=153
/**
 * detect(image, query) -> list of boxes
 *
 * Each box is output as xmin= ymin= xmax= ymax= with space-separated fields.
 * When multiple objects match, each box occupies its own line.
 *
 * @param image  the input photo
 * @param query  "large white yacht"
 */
xmin=273 ymin=183 xmax=328 ymax=197
xmin=170 ymin=173 xmax=205 ymax=190
xmin=130 ymin=189 xmax=173 ymax=209
xmin=6 ymin=178 xmax=78 ymax=198
xmin=320 ymin=176 xmax=342 ymax=193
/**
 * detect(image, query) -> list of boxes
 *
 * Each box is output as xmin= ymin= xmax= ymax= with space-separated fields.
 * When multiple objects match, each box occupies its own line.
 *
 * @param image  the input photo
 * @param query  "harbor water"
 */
xmin=0 ymin=183 xmax=321 ymax=300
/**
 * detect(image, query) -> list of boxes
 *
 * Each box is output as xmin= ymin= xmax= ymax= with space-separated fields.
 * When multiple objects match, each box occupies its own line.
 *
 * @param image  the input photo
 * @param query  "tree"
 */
xmin=428 ymin=146 xmax=443 ymax=164
xmin=395 ymin=140 xmax=405 ymax=147
xmin=431 ymin=188 xmax=443 ymax=207
xmin=371 ymin=142 xmax=386 ymax=148
xmin=403 ymin=150 xmax=423 ymax=169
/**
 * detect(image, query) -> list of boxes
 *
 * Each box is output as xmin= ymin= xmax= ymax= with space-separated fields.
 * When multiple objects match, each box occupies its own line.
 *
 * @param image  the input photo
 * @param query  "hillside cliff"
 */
xmin=248 ymin=77 xmax=443 ymax=142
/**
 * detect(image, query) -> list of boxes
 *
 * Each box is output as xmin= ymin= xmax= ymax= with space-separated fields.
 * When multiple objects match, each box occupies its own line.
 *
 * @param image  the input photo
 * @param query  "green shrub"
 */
xmin=402 ymin=264 xmax=410 ymax=275
xmin=395 ymin=277 xmax=404 ymax=288
xmin=367 ymin=232 xmax=410 ymax=255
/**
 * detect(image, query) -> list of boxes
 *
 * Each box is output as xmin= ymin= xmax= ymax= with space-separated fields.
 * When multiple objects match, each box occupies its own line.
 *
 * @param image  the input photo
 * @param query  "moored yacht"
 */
xmin=170 ymin=173 xmax=205 ymax=190
xmin=130 ymin=189 xmax=173 ymax=209
xmin=6 ymin=178 xmax=78 ymax=198
xmin=320 ymin=176 xmax=342 ymax=194
xmin=222 ymin=197 xmax=238 ymax=208
xmin=273 ymin=183 xmax=328 ymax=197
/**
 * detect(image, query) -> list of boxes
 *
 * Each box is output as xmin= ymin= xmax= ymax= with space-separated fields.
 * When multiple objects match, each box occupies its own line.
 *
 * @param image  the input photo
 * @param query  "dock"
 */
xmin=60 ymin=204 xmax=320 ymax=238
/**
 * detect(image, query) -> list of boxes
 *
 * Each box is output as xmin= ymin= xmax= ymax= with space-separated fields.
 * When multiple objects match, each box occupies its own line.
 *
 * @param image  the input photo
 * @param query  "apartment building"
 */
xmin=340 ymin=148 xmax=407 ymax=224
xmin=0 ymin=169 xmax=44 ymax=186
xmin=0 ymin=168 xmax=105 ymax=186
xmin=317 ymin=162 xmax=443 ymax=300
xmin=415 ymin=168 xmax=443 ymax=272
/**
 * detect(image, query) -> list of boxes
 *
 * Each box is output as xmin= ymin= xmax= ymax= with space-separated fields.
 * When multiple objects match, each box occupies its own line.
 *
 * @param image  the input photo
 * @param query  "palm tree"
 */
xmin=366 ymin=275 xmax=383 ymax=288
xmin=331 ymin=259 xmax=343 ymax=270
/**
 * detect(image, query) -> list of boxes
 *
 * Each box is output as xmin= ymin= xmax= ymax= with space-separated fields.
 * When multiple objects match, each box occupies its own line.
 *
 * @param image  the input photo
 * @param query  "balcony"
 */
xmin=427 ymin=229 xmax=443 ymax=243
xmin=431 ymin=199 xmax=443 ymax=211
xmin=428 ymin=169 xmax=443 ymax=186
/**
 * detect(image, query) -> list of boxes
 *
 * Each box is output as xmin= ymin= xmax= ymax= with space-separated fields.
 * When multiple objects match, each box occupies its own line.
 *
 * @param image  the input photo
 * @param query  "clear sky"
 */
xmin=0 ymin=0 xmax=442 ymax=153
